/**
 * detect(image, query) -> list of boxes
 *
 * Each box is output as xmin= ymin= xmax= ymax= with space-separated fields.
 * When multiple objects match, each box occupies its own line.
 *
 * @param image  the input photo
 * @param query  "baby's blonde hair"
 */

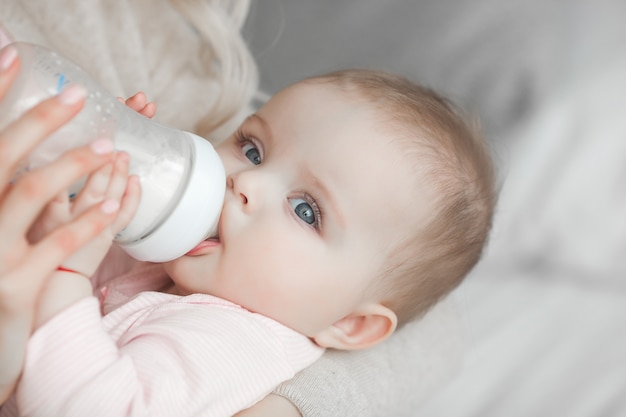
xmin=169 ymin=0 xmax=258 ymax=136
xmin=309 ymin=69 xmax=496 ymax=326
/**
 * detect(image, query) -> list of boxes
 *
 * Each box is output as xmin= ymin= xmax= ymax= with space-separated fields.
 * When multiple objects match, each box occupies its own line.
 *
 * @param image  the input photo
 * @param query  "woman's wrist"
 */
xmin=34 ymin=270 xmax=93 ymax=329
xmin=56 ymin=266 xmax=88 ymax=277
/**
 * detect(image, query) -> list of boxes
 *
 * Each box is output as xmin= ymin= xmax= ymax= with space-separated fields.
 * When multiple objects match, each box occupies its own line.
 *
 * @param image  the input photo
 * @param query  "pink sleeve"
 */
xmin=16 ymin=296 xmax=322 ymax=417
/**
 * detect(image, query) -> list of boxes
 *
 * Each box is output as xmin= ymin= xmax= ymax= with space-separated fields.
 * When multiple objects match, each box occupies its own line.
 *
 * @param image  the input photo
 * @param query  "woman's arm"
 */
xmin=32 ymin=151 xmax=139 ymax=329
xmin=0 ymin=46 xmax=120 ymax=404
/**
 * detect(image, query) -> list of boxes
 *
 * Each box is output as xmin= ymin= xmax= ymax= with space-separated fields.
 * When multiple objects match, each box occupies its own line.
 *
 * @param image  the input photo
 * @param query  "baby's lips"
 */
xmin=184 ymin=238 xmax=220 ymax=256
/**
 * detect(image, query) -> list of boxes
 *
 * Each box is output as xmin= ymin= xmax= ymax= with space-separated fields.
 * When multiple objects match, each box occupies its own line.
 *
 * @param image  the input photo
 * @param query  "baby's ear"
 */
xmin=313 ymin=304 xmax=397 ymax=350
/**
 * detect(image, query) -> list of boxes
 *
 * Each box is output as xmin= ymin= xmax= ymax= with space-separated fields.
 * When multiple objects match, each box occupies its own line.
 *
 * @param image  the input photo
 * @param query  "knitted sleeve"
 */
xmin=273 ymin=298 xmax=466 ymax=417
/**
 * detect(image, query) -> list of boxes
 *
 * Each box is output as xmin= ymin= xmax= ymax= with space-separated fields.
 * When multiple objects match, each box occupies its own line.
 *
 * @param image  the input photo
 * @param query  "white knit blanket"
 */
xmin=2 ymin=0 xmax=240 ymax=139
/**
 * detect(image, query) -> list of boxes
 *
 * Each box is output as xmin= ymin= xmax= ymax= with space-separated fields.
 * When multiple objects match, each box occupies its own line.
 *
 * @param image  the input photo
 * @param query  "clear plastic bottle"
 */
xmin=0 ymin=42 xmax=226 ymax=262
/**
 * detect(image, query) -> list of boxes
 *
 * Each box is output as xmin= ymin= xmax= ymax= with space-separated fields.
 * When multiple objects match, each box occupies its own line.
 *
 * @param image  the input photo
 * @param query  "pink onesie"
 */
xmin=1 ymin=248 xmax=324 ymax=417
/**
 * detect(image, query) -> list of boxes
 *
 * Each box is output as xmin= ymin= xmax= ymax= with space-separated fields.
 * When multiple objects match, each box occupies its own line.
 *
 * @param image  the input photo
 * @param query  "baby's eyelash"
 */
xmin=309 ymin=194 xmax=324 ymax=232
xmin=234 ymin=128 xmax=263 ymax=164
xmin=301 ymin=192 xmax=325 ymax=232
xmin=234 ymin=127 xmax=248 ymax=144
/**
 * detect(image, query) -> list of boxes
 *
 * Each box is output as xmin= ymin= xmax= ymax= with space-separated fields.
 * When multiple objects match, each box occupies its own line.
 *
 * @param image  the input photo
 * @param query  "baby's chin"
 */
xmin=161 ymin=257 xmax=183 ymax=275
xmin=161 ymin=255 xmax=208 ymax=283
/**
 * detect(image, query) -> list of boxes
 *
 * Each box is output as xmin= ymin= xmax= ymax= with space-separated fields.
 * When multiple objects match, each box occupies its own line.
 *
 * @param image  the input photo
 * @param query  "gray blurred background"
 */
xmin=243 ymin=0 xmax=620 ymax=143
xmin=242 ymin=2 xmax=626 ymax=416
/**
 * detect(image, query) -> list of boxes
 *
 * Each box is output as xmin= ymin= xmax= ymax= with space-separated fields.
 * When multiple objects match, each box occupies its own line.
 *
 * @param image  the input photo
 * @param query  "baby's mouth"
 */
xmin=204 ymin=224 xmax=220 ymax=242
xmin=185 ymin=233 xmax=220 ymax=256
xmin=205 ymin=234 xmax=220 ymax=243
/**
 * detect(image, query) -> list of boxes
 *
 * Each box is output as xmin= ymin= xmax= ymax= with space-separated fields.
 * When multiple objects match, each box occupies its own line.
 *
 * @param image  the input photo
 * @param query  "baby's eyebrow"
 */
xmin=247 ymin=114 xmax=273 ymax=143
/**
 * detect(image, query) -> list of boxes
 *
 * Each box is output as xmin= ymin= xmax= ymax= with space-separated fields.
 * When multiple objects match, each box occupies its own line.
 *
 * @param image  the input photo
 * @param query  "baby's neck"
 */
xmin=161 ymin=282 xmax=182 ymax=295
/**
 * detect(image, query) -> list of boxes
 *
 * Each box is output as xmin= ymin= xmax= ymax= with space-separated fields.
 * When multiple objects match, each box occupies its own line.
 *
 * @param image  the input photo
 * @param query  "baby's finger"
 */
xmin=70 ymin=152 xmax=129 ymax=227
xmin=70 ymin=159 xmax=114 ymax=216
xmin=138 ymin=102 xmax=156 ymax=118
xmin=0 ymin=85 xmax=86 ymax=185
xmin=111 ymin=174 xmax=141 ymax=233
xmin=123 ymin=92 xmax=156 ymax=118
xmin=103 ymin=153 xmax=133 ymax=233
xmin=124 ymin=92 xmax=147 ymax=112
xmin=0 ymin=139 xmax=115 ymax=243
xmin=105 ymin=152 xmax=131 ymax=200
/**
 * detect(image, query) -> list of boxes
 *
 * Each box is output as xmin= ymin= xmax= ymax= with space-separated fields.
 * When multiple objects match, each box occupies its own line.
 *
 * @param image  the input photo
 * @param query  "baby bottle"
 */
xmin=0 ymin=42 xmax=226 ymax=262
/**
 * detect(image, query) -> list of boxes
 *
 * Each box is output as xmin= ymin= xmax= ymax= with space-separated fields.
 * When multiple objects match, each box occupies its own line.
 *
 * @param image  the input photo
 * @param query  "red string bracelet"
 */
xmin=56 ymin=266 xmax=85 ymax=276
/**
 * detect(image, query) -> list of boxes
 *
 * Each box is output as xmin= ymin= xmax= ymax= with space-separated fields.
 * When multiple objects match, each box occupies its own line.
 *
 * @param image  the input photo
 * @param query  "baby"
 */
xmin=2 ymin=69 xmax=495 ymax=417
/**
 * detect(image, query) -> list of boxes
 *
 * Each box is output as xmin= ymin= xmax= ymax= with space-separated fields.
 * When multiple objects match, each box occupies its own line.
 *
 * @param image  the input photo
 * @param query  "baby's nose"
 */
xmin=226 ymin=171 xmax=259 ymax=209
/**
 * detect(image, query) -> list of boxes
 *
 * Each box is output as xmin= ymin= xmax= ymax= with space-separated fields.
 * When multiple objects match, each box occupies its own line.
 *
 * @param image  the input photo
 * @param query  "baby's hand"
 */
xmin=32 ymin=150 xmax=141 ymax=277
xmin=118 ymin=92 xmax=156 ymax=119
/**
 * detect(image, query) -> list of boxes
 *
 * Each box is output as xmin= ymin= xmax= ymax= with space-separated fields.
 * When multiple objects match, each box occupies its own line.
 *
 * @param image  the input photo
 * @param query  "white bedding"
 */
xmin=415 ymin=26 xmax=626 ymax=413
xmin=418 ymin=263 xmax=626 ymax=416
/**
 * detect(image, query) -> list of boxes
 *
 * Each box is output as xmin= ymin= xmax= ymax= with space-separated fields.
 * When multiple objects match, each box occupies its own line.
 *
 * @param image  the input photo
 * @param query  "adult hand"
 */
xmin=0 ymin=45 xmax=120 ymax=404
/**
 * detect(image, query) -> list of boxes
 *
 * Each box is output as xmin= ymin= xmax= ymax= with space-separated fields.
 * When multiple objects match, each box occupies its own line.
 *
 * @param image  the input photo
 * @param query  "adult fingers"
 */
xmin=26 ymin=190 xmax=71 ymax=245
xmin=0 ymin=84 xmax=86 ymax=185
xmin=71 ymin=151 xmax=131 ymax=219
xmin=0 ymin=139 xmax=115 ymax=245
xmin=9 ymin=197 xmax=120 ymax=295
xmin=70 ymin=159 xmax=114 ymax=217
xmin=112 ymin=174 xmax=141 ymax=234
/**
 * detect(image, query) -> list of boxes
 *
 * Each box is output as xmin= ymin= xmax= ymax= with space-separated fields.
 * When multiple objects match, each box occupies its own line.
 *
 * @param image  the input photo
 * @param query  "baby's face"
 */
xmin=164 ymin=82 xmax=434 ymax=337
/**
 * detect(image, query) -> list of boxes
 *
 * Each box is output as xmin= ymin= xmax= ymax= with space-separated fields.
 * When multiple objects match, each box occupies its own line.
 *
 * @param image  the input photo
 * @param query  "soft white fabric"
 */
xmin=489 ymin=52 xmax=626 ymax=280
xmin=2 ymin=0 xmax=243 ymax=140
xmin=417 ymin=262 xmax=626 ymax=416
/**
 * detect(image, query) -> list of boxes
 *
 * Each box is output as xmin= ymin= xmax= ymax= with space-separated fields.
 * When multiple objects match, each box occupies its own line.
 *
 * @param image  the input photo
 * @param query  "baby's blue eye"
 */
xmin=289 ymin=198 xmax=317 ymax=226
xmin=242 ymin=143 xmax=261 ymax=165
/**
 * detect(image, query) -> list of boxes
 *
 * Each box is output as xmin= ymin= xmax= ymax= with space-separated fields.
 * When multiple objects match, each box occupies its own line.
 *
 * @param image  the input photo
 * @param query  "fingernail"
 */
xmin=90 ymin=138 xmax=115 ymax=154
xmin=100 ymin=199 xmax=120 ymax=214
xmin=115 ymin=151 xmax=130 ymax=163
xmin=58 ymin=84 xmax=86 ymax=105
xmin=0 ymin=46 xmax=17 ymax=72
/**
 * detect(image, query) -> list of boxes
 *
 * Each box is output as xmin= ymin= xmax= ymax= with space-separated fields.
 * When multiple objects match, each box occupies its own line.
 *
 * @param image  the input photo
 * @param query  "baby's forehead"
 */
xmin=281 ymin=79 xmax=371 ymax=106
xmin=329 ymin=134 xmax=434 ymax=235
xmin=268 ymin=79 xmax=440 ymax=215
